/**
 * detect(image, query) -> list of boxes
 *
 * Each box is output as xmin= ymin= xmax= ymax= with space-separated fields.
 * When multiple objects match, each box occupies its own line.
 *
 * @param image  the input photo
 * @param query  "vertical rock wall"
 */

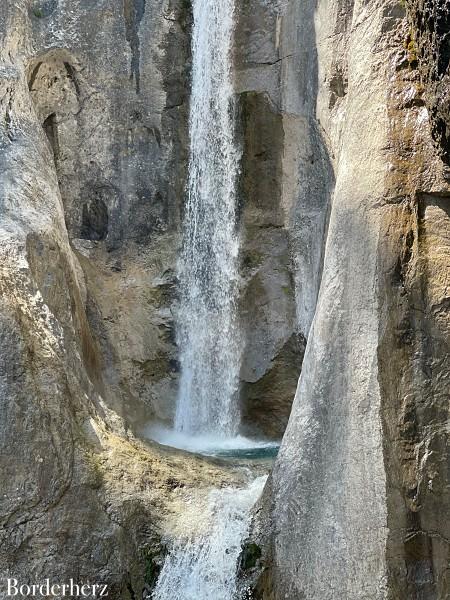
xmin=235 ymin=0 xmax=323 ymax=438
xmin=2 ymin=0 xmax=194 ymax=430
xmin=0 ymin=1 xmax=192 ymax=595
xmin=252 ymin=0 xmax=450 ymax=598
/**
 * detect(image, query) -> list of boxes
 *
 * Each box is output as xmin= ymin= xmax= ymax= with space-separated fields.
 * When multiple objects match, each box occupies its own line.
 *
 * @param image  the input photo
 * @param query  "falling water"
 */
xmin=175 ymin=0 xmax=241 ymax=437
xmin=152 ymin=477 xmax=266 ymax=600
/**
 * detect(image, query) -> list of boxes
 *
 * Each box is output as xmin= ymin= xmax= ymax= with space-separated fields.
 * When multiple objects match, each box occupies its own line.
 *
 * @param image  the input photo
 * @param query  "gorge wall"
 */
xmin=0 ymin=0 xmax=449 ymax=599
xmin=248 ymin=1 xmax=450 ymax=599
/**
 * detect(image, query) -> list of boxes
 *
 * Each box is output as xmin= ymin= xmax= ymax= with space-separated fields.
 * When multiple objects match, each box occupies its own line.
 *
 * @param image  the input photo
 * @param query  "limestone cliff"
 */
xmin=249 ymin=1 xmax=450 ymax=599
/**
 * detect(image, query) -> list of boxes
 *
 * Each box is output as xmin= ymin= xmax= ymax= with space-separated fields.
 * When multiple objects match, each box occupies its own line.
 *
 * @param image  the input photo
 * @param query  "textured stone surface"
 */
xmin=251 ymin=1 xmax=450 ymax=599
xmin=405 ymin=0 xmax=450 ymax=166
xmin=0 ymin=2 xmax=233 ymax=594
xmin=0 ymin=0 xmax=299 ymax=437
xmin=0 ymin=4 xmax=190 ymax=591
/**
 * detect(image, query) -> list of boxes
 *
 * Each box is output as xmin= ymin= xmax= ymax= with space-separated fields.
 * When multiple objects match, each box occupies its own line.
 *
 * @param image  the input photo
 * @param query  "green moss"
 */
xmin=416 ymin=82 xmax=425 ymax=95
xmin=240 ymin=542 xmax=262 ymax=571
xmin=243 ymin=250 xmax=263 ymax=270
xmin=142 ymin=548 xmax=163 ymax=589
xmin=31 ymin=1 xmax=57 ymax=19
xmin=408 ymin=40 xmax=418 ymax=63
xmin=404 ymin=31 xmax=418 ymax=68
xmin=85 ymin=451 xmax=105 ymax=489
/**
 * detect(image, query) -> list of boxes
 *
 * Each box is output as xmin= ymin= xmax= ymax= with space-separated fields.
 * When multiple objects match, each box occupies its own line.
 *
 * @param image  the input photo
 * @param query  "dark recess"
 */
xmin=81 ymin=196 xmax=109 ymax=241
xmin=123 ymin=0 xmax=147 ymax=93
xmin=43 ymin=113 xmax=59 ymax=160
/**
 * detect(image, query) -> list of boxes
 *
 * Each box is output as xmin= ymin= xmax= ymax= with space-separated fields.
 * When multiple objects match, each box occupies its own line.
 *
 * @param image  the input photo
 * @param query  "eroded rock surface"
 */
xmin=2 ymin=0 xmax=299 ymax=438
xmin=248 ymin=1 xmax=450 ymax=599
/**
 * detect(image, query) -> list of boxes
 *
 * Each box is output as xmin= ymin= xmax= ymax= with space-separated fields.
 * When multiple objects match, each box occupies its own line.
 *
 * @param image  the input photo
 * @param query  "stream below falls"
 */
xmin=152 ymin=475 xmax=267 ymax=600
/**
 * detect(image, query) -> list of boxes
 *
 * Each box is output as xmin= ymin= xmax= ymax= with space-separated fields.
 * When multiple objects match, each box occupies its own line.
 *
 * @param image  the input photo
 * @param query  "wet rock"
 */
xmin=239 ymin=542 xmax=262 ymax=571
xmin=252 ymin=1 xmax=450 ymax=599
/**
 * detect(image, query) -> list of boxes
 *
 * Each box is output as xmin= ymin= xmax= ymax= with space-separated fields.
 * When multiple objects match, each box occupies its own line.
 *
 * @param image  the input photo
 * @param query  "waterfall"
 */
xmin=175 ymin=0 xmax=241 ymax=438
xmin=152 ymin=477 xmax=266 ymax=600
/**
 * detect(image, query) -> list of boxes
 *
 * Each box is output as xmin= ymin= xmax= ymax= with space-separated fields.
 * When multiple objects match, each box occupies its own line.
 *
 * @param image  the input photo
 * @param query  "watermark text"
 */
xmin=5 ymin=578 xmax=108 ymax=598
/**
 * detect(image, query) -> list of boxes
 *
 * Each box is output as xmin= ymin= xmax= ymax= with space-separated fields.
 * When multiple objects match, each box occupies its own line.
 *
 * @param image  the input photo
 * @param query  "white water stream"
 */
xmin=175 ymin=0 xmax=241 ymax=438
xmin=152 ymin=477 xmax=266 ymax=600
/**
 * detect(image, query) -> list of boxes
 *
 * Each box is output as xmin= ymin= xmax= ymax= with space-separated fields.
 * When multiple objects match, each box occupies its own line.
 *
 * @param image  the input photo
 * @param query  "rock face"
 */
xmin=0 ymin=2 xmax=186 ymax=594
xmin=406 ymin=0 xmax=450 ymax=167
xmin=249 ymin=1 xmax=450 ymax=599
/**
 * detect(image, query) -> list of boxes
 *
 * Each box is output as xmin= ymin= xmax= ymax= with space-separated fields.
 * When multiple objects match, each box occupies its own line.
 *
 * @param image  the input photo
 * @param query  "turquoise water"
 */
xmin=143 ymin=423 xmax=279 ymax=461
xmin=205 ymin=445 xmax=279 ymax=460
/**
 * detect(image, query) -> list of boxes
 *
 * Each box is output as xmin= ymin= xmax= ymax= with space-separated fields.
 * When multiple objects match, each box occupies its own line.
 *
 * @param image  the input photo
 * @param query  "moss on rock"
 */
xmin=239 ymin=542 xmax=262 ymax=571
